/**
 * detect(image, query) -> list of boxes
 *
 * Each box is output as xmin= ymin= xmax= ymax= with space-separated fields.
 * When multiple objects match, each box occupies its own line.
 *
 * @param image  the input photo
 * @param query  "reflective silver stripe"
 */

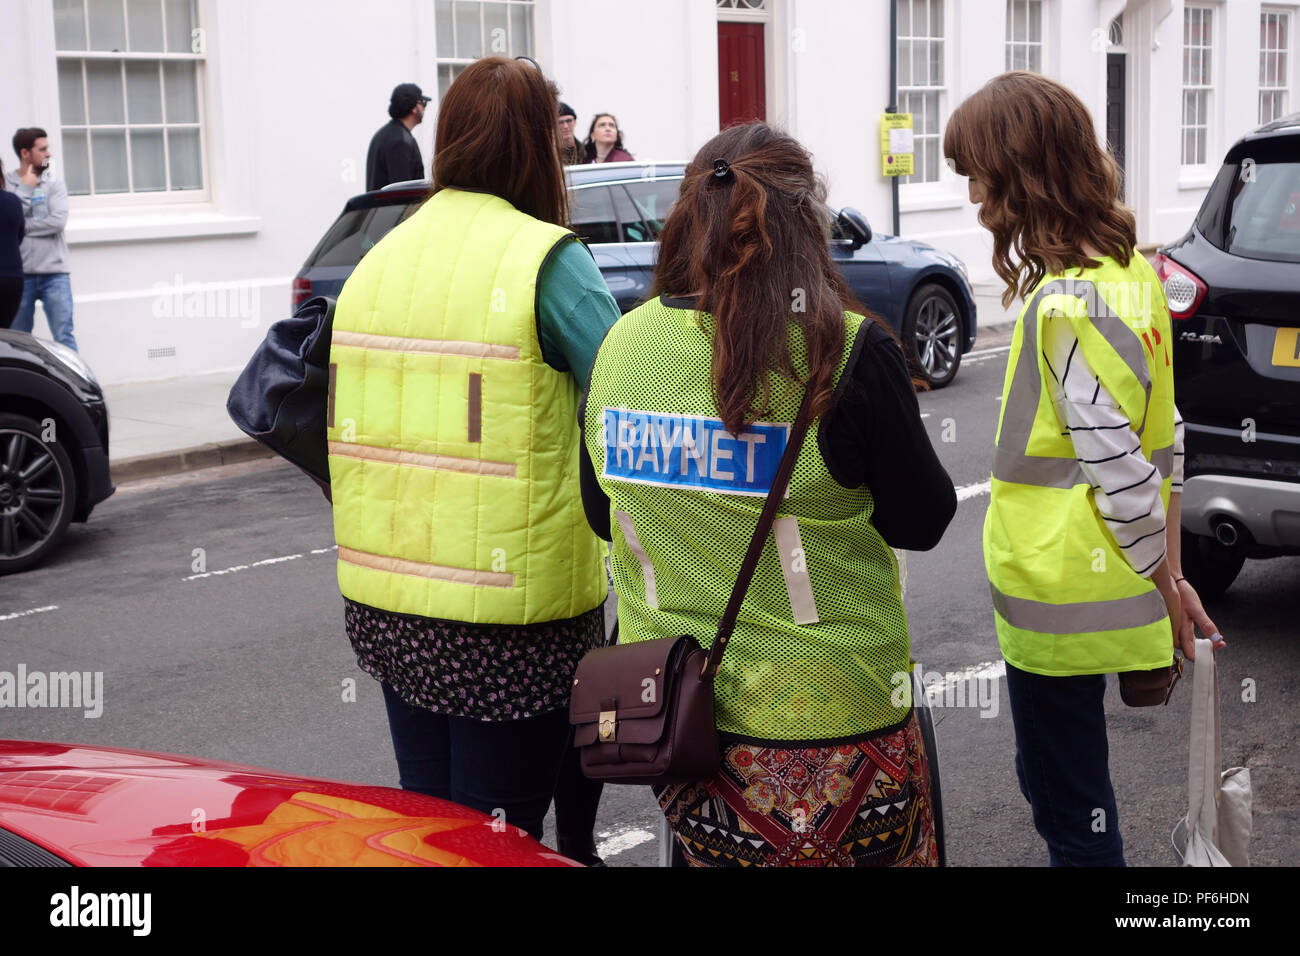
xmin=338 ymin=546 xmax=514 ymax=589
xmin=332 ymin=330 xmax=520 ymax=361
xmin=994 ymin=278 xmax=1154 ymax=489
xmin=1152 ymin=443 xmax=1175 ymax=479
xmin=990 ymin=583 xmax=1167 ymax=634
xmin=615 ymin=510 xmax=658 ymax=610
xmin=773 ymin=516 xmax=819 ymax=625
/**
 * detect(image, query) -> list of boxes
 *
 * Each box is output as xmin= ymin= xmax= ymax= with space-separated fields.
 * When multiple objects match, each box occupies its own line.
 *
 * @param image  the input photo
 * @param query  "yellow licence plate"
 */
xmin=1273 ymin=327 xmax=1300 ymax=368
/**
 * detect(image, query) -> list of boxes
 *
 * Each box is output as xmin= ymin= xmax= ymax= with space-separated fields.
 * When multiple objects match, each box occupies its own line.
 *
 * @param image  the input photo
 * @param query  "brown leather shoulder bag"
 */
xmin=568 ymin=388 xmax=814 ymax=786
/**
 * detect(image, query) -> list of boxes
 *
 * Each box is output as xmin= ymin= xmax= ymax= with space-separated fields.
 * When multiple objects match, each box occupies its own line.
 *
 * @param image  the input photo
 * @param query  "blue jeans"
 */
xmin=1004 ymin=662 xmax=1125 ymax=866
xmin=380 ymin=682 xmax=570 ymax=842
xmin=12 ymin=273 xmax=78 ymax=351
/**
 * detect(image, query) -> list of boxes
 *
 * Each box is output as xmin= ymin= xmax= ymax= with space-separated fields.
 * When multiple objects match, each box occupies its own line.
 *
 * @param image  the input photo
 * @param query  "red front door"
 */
xmin=718 ymin=22 xmax=766 ymax=129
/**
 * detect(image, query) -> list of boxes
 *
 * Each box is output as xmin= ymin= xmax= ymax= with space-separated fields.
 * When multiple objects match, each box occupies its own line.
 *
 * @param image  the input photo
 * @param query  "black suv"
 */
xmin=1155 ymin=113 xmax=1300 ymax=596
xmin=0 ymin=332 xmax=113 ymax=574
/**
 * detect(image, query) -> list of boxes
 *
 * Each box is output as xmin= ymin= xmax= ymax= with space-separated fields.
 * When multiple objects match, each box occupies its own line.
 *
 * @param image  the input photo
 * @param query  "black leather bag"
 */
xmin=226 ymin=295 xmax=335 ymax=486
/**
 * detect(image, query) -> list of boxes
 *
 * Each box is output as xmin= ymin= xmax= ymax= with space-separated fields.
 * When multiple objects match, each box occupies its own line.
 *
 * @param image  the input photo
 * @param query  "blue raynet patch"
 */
xmin=601 ymin=408 xmax=789 ymax=496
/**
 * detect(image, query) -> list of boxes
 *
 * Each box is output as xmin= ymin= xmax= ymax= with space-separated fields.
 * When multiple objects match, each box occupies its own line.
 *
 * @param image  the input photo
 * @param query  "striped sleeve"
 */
xmin=1172 ymin=404 xmax=1185 ymax=492
xmin=1042 ymin=313 xmax=1168 ymax=578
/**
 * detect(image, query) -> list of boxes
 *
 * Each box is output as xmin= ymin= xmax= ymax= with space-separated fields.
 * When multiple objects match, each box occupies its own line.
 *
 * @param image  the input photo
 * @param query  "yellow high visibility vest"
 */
xmin=585 ymin=298 xmax=913 ymax=740
xmin=985 ymin=257 xmax=1176 ymax=675
xmin=327 ymin=188 xmax=607 ymax=624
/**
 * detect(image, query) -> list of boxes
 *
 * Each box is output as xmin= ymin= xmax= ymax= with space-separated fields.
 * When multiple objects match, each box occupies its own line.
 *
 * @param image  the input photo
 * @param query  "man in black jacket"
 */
xmin=366 ymin=83 xmax=430 ymax=191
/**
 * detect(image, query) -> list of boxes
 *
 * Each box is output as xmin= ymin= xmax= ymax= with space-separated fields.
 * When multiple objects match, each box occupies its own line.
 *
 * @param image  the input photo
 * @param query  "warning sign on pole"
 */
xmin=881 ymin=112 xmax=915 ymax=177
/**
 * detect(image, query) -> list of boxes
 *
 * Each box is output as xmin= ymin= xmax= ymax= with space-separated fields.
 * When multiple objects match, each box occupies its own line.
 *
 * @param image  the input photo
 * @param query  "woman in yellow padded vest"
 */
xmin=327 ymin=57 xmax=619 ymax=858
xmin=580 ymin=123 xmax=957 ymax=866
xmin=944 ymin=72 xmax=1225 ymax=866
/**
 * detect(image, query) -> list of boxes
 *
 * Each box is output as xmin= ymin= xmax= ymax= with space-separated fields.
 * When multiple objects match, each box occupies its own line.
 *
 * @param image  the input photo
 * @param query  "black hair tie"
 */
xmin=712 ymin=158 xmax=732 ymax=180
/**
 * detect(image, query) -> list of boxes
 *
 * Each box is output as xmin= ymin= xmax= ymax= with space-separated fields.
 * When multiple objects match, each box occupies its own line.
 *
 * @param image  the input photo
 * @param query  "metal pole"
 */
xmin=889 ymin=0 xmax=901 ymax=238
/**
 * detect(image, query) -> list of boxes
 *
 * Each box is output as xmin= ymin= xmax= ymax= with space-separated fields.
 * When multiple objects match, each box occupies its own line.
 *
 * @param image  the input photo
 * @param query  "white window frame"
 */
xmin=1005 ymin=0 xmax=1044 ymax=73
xmin=1260 ymin=7 xmax=1292 ymax=124
xmin=1180 ymin=4 xmax=1215 ymax=170
xmin=54 ymin=0 xmax=210 ymax=209
xmin=897 ymin=0 xmax=947 ymax=190
xmin=433 ymin=0 xmax=536 ymax=103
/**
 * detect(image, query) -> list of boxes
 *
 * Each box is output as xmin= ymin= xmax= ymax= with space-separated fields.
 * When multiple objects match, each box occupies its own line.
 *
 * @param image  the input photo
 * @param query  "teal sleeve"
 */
xmin=537 ymin=238 xmax=622 ymax=389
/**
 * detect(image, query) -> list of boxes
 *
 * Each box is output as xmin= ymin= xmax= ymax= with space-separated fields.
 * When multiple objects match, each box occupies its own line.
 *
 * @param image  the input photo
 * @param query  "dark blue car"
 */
xmin=294 ymin=162 xmax=977 ymax=387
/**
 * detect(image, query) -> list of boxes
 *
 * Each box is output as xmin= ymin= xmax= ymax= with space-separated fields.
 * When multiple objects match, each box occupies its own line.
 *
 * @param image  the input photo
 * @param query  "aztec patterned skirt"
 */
xmin=654 ymin=710 xmax=938 ymax=867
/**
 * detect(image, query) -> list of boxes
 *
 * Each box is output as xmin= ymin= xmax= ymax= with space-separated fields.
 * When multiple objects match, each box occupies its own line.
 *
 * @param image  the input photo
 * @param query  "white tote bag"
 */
xmin=1172 ymin=637 xmax=1252 ymax=866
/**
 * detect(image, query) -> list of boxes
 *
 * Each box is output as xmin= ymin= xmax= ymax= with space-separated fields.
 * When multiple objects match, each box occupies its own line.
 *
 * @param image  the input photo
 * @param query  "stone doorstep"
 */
xmin=110 ymin=438 xmax=274 ymax=484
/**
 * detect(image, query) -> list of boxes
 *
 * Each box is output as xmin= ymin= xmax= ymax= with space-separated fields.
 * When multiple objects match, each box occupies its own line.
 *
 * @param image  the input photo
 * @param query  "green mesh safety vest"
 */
xmin=584 ymin=297 xmax=913 ymax=741
xmin=985 ymin=255 xmax=1177 ymax=676
xmin=328 ymin=188 xmax=607 ymax=625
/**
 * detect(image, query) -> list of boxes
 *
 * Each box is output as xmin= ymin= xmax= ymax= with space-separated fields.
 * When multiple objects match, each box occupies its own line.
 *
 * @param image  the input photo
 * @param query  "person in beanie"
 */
xmin=556 ymin=102 xmax=581 ymax=166
xmin=366 ymin=83 xmax=430 ymax=191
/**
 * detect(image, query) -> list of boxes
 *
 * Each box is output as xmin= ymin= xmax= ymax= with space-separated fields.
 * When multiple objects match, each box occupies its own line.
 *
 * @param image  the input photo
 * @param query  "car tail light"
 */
xmin=292 ymin=277 xmax=313 ymax=310
xmin=1153 ymin=253 xmax=1207 ymax=320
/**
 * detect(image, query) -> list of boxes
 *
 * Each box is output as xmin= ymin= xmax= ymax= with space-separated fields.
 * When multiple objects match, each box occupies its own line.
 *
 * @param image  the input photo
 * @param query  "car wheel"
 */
xmin=0 ymin=413 xmax=77 ymax=575
xmin=903 ymin=283 xmax=963 ymax=389
xmin=1180 ymin=528 xmax=1246 ymax=600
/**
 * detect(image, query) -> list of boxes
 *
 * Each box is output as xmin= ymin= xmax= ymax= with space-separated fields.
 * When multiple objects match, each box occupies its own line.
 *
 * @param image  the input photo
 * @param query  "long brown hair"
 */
xmin=653 ymin=123 xmax=862 ymax=435
xmin=943 ymin=71 xmax=1136 ymax=307
xmin=432 ymin=57 xmax=569 ymax=227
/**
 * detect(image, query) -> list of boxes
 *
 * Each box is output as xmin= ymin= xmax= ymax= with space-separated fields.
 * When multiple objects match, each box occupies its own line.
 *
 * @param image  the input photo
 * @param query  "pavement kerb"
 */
xmin=111 ymin=438 xmax=273 ymax=484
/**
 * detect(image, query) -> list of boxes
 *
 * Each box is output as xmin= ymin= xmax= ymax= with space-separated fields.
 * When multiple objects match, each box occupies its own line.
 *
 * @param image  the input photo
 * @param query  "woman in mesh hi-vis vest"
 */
xmin=580 ymin=122 xmax=957 ymax=867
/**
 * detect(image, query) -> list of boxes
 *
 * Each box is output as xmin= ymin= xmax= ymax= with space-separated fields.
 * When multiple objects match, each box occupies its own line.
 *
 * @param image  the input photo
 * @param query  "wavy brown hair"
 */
xmin=653 ymin=123 xmax=872 ymax=435
xmin=431 ymin=57 xmax=568 ymax=227
xmin=943 ymin=71 xmax=1136 ymax=308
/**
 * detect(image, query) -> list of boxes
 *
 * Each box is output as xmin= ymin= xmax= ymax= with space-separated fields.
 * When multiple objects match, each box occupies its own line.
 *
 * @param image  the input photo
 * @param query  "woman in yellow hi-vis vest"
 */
xmin=581 ymin=123 xmax=957 ymax=867
xmin=327 ymin=58 xmax=618 ymax=857
xmin=945 ymin=72 xmax=1225 ymax=866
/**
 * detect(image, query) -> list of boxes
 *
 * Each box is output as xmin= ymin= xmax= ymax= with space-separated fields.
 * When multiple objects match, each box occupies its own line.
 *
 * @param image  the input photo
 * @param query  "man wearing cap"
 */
xmin=556 ymin=102 xmax=581 ymax=166
xmin=366 ymin=83 xmax=430 ymax=192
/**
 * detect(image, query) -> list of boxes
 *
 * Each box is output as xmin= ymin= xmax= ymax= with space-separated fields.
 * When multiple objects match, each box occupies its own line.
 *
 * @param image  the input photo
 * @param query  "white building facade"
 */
xmin=3 ymin=0 xmax=1295 ymax=385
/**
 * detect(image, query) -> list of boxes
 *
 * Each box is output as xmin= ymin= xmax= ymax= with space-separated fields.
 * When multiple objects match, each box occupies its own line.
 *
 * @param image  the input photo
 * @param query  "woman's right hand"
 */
xmin=1177 ymin=578 xmax=1226 ymax=659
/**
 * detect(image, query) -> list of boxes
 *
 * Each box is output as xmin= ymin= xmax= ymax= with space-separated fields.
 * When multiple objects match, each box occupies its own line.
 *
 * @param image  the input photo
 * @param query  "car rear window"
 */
xmin=306 ymin=202 xmax=420 ymax=269
xmin=1198 ymin=160 xmax=1300 ymax=263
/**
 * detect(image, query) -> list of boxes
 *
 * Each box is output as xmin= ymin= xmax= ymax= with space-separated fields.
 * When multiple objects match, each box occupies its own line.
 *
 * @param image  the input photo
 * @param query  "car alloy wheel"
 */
xmin=904 ymin=283 xmax=963 ymax=389
xmin=0 ymin=414 xmax=76 ymax=575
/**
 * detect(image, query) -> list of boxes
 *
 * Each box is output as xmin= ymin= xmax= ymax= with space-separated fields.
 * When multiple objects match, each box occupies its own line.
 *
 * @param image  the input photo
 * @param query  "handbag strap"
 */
xmin=702 ymin=385 xmax=815 ymax=677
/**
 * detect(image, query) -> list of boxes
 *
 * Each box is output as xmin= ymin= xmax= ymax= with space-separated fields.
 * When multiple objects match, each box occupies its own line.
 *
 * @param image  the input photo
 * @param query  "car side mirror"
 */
xmin=837 ymin=208 xmax=872 ymax=250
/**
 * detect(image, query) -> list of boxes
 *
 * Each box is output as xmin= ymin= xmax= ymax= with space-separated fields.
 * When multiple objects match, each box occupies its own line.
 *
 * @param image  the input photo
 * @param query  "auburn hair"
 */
xmin=653 ymin=122 xmax=873 ymax=436
xmin=943 ymin=71 xmax=1136 ymax=307
xmin=431 ymin=57 xmax=569 ymax=227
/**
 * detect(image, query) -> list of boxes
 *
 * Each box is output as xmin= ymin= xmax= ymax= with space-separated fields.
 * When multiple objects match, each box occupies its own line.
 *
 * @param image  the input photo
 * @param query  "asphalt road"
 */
xmin=3 ymin=333 xmax=1297 ymax=867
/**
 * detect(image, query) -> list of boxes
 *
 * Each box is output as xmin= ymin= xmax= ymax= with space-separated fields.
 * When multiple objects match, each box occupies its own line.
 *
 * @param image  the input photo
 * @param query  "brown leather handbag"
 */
xmin=568 ymin=389 xmax=813 ymax=786
xmin=1119 ymin=657 xmax=1183 ymax=706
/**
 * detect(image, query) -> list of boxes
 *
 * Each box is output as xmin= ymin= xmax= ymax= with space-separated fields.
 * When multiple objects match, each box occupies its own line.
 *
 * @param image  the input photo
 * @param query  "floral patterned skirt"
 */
xmin=344 ymin=599 xmax=605 ymax=722
xmin=654 ymin=710 xmax=938 ymax=867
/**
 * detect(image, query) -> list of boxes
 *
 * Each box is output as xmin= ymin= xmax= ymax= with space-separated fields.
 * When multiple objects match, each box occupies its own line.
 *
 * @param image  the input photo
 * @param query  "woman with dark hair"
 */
xmin=0 ymin=158 xmax=24 ymax=328
xmin=581 ymin=113 xmax=633 ymax=164
xmin=326 ymin=56 xmax=620 ymax=858
xmin=944 ymin=72 xmax=1222 ymax=867
xmin=580 ymin=122 xmax=956 ymax=867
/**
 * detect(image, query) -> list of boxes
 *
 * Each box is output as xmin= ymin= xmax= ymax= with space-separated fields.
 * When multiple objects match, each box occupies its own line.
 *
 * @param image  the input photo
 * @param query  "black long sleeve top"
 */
xmin=579 ymin=317 xmax=958 ymax=551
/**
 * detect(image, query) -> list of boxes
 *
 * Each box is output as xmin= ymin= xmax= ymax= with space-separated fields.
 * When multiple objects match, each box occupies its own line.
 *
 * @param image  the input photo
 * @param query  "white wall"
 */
xmin=541 ymin=0 xmax=718 ymax=163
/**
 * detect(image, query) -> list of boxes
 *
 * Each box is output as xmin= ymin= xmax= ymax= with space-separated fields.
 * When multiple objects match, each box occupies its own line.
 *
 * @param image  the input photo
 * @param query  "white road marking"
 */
xmin=965 ymin=344 xmax=1012 ymax=358
xmin=0 ymin=604 xmax=59 ymax=623
xmin=934 ymin=660 xmax=1007 ymax=689
xmin=183 ymin=546 xmax=337 ymax=581
xmin=596 ymin=826 xmax=658 ymax=859
xmin=955 ymin=480 xmax=991 ymax=502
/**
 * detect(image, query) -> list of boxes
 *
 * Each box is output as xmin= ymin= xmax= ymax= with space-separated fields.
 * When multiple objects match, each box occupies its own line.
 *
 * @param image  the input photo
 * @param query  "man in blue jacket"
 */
xmin=5 ymin=128 xmax=77 ymax=351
